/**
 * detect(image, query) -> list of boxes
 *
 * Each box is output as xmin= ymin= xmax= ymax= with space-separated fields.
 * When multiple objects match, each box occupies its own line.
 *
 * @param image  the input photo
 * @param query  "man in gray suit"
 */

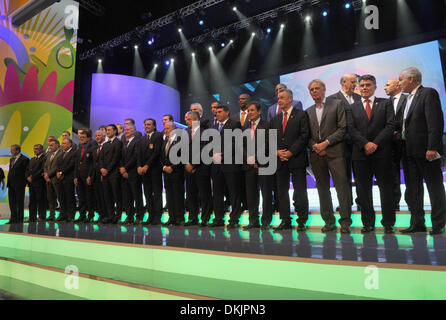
xmin=306 ymin=80 xmax=352 ymax=234
xmin=327 ymin=73 xmax=362 ymax=211
xmin=44 ymin=138 xmax=64 ymax=221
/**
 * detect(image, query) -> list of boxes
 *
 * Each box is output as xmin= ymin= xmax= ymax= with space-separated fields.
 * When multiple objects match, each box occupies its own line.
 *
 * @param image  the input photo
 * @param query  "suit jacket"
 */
xmin=91 ymin=143 xmax=105 ymax=183
xmin=404 ymin=86 xmax=444 ymax=157
xmin=230 ymin=111 xmax=249 ymax=127
xmin=7 ymin=154 xmax=30 ymax=188
xmin=214 ymin=118 xmax=243 ymax=173
xmin=121 ymin=131 xmax=143 ymax=143
xmin=185 ymin=127 xmax=211 ymax=176
xmin=306 ymin=98 xmax=346 ymax=158
xmin=241 ymin=119 xmax=270 ymax=171
xmin=346 ymin=97 xmax=395 ymax=161
xmin=44 ymin=148 xmax=64 ymax=184
xmin=200 ymin=117 xmax=210 ymax=130
xmin=160 ymin=134 xmax=183 ymax=175
xmin=270 ymin=107 xmax=310 ymax=168
xmin=59 ymin=148 xmax=76 ymax=181
xmin=74 ymin=142 xmax=95 ymax=180
xmin=121 ymin=136 xmax=140 ymax=179
xmin=25 ymin=154 xmax=46 ymax=187
xmin=137 ymin=131 xmax=163 ymax=173
xmin=392 ymin=94 xmax=408 ymax=132
xmin=100 ymin=137 xmax=123 ymax=177
xmin=327 ymin=91 xmax=362 ymax=107
xmin=267 ymin=100 xmax=303 ymax=122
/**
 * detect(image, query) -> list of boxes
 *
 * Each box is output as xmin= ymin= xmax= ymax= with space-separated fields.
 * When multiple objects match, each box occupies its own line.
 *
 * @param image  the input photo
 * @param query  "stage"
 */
xmin=0 ymin=208 xmax=445 ymax=300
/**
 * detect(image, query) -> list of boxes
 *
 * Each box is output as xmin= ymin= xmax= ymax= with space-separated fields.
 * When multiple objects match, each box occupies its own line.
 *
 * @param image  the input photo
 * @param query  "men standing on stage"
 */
xmin=100 ymin=124 xmax=123 ymax=224
xmin=74 ymin=129 xmax=95 ymax=223
xmin=210 ymin=101 xmax=220 ymax=127
xmin=120 ymin=125 xmax=144 ymax=224
xmin=7 ymin=145 xmax=29 ymax=224
xmin=399 ymin=67 xmax=446 ymax=235
xmin=270 ymin=89 xmax=310 ymax=231
xmin=267 ymin=84 xmax=303 ymax=121
xmin=306 ymin=80 xmax=352 ymax=234
xmin=242 ymin=101 xmax=274 ymax=230
xmin=138 ymin=118 xmax=164 ymax=225
xmin=327 ymin=73 xmax=362 ymax=210
xmin=184 ymin=111 xmax=213 ymax=227
xmin=161 ymin=122 xmax=185 ymax=226
xmin=56 ymin=138 xmax=76 ymax=222
xmin=384 ymin=78 xmax=408 ymax=211
xmin=232 ymin=94 xmax=251 ymax=127
xmin=346 ymin=74 xmax=395 ymax=234
xmin=210 ymin=105 xmax=243 ymax=228
xmin=26 ymin=144 xmax=47 ymax=222
xmin=44 ymin=138 xmax=64 ymax=221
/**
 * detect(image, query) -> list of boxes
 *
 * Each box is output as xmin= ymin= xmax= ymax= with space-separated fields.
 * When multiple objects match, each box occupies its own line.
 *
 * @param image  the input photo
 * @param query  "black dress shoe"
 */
xmin=56 ymin=216 xmax=66 ymax=222
xmin=46 ymin=216 xmax=55 ymax=222
xmin=65 ymin=218 xmax=73 ymax=223
xmin=340 ymin=226 xmax=351 ymax=234
xmin=429 ymin=228 xmax=445 ymax=236
xmin=260 ymin=225 xmax=271 ymax=231
xmin=36 ymin=218 xmax=46 ymax=223
xmin=384 ymin=226 xmax=394 ymax=234
xmin=297 ymin=224 xmax=307 ymax=232
xmin=361 ymin=226 xmax=375 ymax=233
xmin=28 ymin=219 xmax=37 ymax=223
xmin=184 ymin=221 xmax=198 ymax=227
xmin=133 ymin=219 xmax=142 ymax=225
xmin=74 ymin=217 xmax=86 ymax=223
xmin=400 ymin=226 xmax=427 ymax=234
xmin=208 ymin=221 xmax=224 ymax=227
xmin=274 ymin=222 xmax=291 ymax=231
xmin=5 ymin=220 xmax=14 ymax=225
xmin=243 ymin=224 xmax=260 ymax=230
xmin=321 ymin=224 xmax=337 ymax=233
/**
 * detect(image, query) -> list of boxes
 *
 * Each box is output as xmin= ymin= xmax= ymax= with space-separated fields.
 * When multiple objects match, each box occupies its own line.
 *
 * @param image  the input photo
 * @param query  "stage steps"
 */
xmin=0 ymin=232 xmax=445 ymax=300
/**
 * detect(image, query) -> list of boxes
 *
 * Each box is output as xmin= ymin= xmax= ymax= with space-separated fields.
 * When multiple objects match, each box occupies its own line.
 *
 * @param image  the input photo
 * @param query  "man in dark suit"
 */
xmin=327 ymin=73 xmax=362 ymax=210
xmin=161 ymin=122 xmax=185 ymax=226
xmin=120 ymin=125 xmax=144 ymax=224
xmin=306 ymin=80 xmax=352 ymax=234
xmin=210 ymin=101 xmax=220 ymax=127
xmin=56 ymin=138 xmax=76 ymax=222
xmin=242 ymin=101 xmax=274 ymax=230
xmin=44 ymin=139 xmax=64 ymax=221
xmin=74 ymin=129 xmax=95 ymax=223
xmin=267 ymin=84 xmax=303 ymax=122
xmin=26 ymin=144 xmax=47 ymax=222
xmin=100 ymin=124 xmax=123 ymax=224
xmin=184 ymin=111 xmax=213 ymax=227
xmin=121 ymin=119 xmax=143 ymax=143
xmin=7 ymin=145 xmax=29 ymax=224
xmin=384 ymin=78 xmax=408 ymax=211
xmin=92 ymin=130 xmax=107 ymax=223
xmin=346 ymin=74 xmax=396 ymax=234
xmin=270 ymin=89 xmax=310 ymax=231
xmin=210 ymin=105 xmax=243 ymax=228
xmin=138 ymin=118 xmax=164 ymax=226
xmin=399 ymin=67 xmax=446 ymax=235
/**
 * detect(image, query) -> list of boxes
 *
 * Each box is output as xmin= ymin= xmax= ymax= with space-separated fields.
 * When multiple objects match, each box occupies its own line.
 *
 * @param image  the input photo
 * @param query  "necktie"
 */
xmin=241 ymin=111 xmax=247 ymax=127
xmin=97 ymin=145 xmax=102 ymax=156
xmin=80 ymin=146 xmax=85 ymax=160
xmin=10 ymin=157 xmax=15 ymax=170
xmin=283 ymin=111 xmax=288 ymax=135
xmin=218 ymin=122 xmax=223 ymax=132
xmin=165 ymin=138 xmax=172 ymax=156
xmin=251 ymin=122 xmax=256 ymax=139
xmin=365 ymin=99 xmax=372 ymax=119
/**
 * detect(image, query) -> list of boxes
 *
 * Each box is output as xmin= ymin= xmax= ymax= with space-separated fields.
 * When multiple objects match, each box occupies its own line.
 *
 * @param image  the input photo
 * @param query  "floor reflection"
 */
xmin=1 ymin=222 xmax=445 ymax=266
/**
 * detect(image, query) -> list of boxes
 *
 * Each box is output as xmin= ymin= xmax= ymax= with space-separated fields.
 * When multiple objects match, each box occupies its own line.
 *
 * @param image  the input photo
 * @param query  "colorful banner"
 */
xmin=0 ymin=0 xmax=78 ymax=203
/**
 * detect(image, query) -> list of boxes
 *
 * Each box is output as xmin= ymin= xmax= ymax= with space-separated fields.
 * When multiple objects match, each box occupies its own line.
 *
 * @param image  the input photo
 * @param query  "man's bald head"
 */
xmin=384 ymin=78 xmax=401 ymax=97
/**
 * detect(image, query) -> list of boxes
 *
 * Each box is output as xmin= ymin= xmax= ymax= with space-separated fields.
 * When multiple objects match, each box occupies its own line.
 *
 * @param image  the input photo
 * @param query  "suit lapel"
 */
xmin=320 ymin=102 xmax=330 ymax=127
xmin=353 ymin=100 xmax=369 ymax=122
xmin=406 ymin=86 xmax=423 ymax=122
xmin=395 ymin=95 xmax=407 ymax=116
xmin=369 ymin=99 xmax=380 ymax=122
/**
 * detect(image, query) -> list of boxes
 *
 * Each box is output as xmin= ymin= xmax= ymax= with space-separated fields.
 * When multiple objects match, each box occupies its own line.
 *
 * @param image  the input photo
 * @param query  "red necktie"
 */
xmin=283 ymin=111 xmax=288 ymax=135
xmin=251 ymin=122 xmax=255 ymax=139
xmin=80 ymin=146 xmax=85 ymax=160
xmin=365 ymin=99 xmax=372 ymax=119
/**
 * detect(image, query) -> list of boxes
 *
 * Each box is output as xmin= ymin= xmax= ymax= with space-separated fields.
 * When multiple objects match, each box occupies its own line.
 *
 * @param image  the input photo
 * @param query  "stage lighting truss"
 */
xmin=78 ymin=0 xmax=105 ymax=17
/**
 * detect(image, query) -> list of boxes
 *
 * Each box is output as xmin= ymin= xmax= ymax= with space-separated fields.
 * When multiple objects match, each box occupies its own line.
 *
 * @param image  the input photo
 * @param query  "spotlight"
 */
xmin=178 ymin=28 xmax=182 ymax=33
xmin=322 ymin=10 xmax=328 ymax=17
xmin=230 ymin=39 xmax=234 ymax=43
xmin=220 ymin=42 xmax=225 ymax=47
xmin=171 ymin=58 xmax=174 ymax=63
xmin=165 ymin=60 xmax=170 ymax=66
xmin=266 ymin=27 xmax=272 ymax=34
xmin=192 ymin=52 xmax=195 ymax=57
xmin=154 ymin=63 xmax=158 ymax=68
xmin=199 ymin=20 xmax=204 ymax=25
xmin=280 ymin=24 xmax=285 ymax=28
xmin=305 ymin=15 xmax=311 ymax=22
xmin=134 ymin=45 xmax=138 ymax=49
xmin=148 ymin=37 xmax=154 ymax=45
xmin=98 ymin=59 xmax=102 ymax=63
xmin=345 ymin=2 xmax=351 ymax=9
xmin=233 ymin=6 xmax=237 ymax=11
xmin=251 ymin=32 xmax=256 ymax=37
xmin=208 ymin=46 xmax=213 ymax=51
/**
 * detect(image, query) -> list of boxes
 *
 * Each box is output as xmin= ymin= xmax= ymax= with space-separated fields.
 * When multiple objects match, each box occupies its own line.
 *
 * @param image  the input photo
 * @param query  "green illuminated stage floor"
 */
xmin=0 ymin=231 xmax=445 ymax=300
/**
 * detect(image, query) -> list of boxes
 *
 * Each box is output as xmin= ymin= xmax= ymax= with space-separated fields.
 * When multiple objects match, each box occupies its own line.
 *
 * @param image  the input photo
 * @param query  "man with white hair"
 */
xmin=190 ymin=103 xmax=210 ymax=129
xmin=399 ymin=67 xmax=446 ymax=235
